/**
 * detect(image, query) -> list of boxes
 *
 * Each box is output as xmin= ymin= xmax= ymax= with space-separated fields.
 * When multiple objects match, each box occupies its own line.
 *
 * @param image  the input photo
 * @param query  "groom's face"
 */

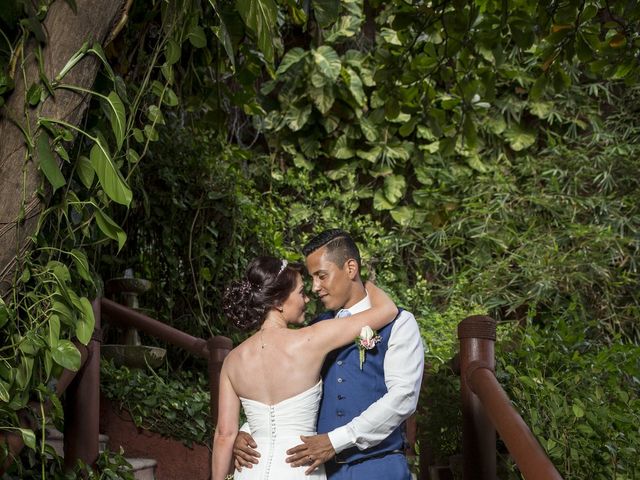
xmin=305 ymin=246 xmax=352 ymax=311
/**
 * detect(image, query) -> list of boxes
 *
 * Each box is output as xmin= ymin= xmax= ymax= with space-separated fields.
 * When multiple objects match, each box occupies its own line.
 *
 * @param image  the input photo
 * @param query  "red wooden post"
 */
xmin=458 ymin=315 xmax=496 ymax=480
xmin=64 ymin=298 xmax=101 ymax=471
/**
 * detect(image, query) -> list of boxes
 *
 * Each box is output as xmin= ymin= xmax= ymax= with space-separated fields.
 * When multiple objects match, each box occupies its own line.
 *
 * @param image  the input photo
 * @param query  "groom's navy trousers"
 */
xmin=314 ymin=311 xmax=412 ymax=480
xmin=324 ymin=452 xmax=411 ymax=480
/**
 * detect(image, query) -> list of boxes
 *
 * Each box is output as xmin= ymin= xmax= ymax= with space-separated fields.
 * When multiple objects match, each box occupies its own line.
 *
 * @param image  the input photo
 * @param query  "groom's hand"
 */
xmin=233 ymin=431 xmax=260 ymax=471
xmin=286 ymin=434 xmax=335 ymax=475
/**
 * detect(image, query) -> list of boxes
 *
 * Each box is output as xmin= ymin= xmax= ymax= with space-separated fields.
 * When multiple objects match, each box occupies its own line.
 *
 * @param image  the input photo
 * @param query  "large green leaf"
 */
xmin=164 ymin=38 xmax=181 ymax=65
xmin=27 ymin=83 xmax=42 ymax=106
xmin=383 ymin=174 xmax=406 ymax=204
xmin=236 ymin=0 xmax=278 ymax=64
xmin=284 ymin=104 xmax=312 ymax=131
xmin=324 ymin=1 xmax=363 ymax=43
xmin=344 ymin=67 xmax=365 ymax=106
xmin=0 ymin=298 xmax=9 ymax=329
xmin=311 ymin=46 xmax=341 ymax=87
xmin=88 ymin=43 xmax=115 ymax=81
xmin=0 ymin=380 xmax=9 ymax=402
xmin=311 ymin=85 xmax=335 ymax=114
xmin=51 ymin=340 xmax=81 ymax=371
xmin=147 ymin=105 xmax=165 ymax=125
xmin=19 ymin=429 xmax=36 ymax=451
xmin=529 ymin=101 xmax=553 ymax=119
xmin=36 ymin=134 xmax=65 ymax=192
xmin=90 ymin=141 xmax=132 ymax=206
xmin=298 ymin=136 xmax=321 ymax=158
xmin=76 ymin=297 xmax=95 ymax=346
xmin=312 ymin=0 xmax=340 ymax=27
xmin=356 ymin=146 xmax=382 ymax=163
xmin=466 ymin=154 xmax=489 ymax=173
xmin=390 ymin=206 xmax=426 ymax=227
xmin=332 ymin=135 xmax=354 ymax=159
xmin=359 ymin=117 xmax=379 ymax=142
xmin=384 ymin=142 xmax=412 ymax=162
xmin=380 ymin=27 xmax=402 ymax=46
xmin=208 ymin=1 xmax=236 ymax=68
xmin=105 ymin=91 xmax=126 ymax=150
xmin=373 ymin=189 xmax=394 ymax=210
xmin=49 ymin=314 xmax=60 ymax=348
xmin=52 ymin=300 xmax=75 ymax=326
xmin=70 ymin=249 xmax=91 ymax=282
xmin=76 ymin=155 xmax=94 ymax=188
xmin=187 ymin=24 xmax=207 ymax=48
xmin=94 ymin=207 xmax=127 ymax=251
xmin=16 ymin=356 xmax=33 ymax=389
xmin=504 ymin=127 xmax=537 ymax=151
xmin=276 ymin=48 xmax=307 ymax=75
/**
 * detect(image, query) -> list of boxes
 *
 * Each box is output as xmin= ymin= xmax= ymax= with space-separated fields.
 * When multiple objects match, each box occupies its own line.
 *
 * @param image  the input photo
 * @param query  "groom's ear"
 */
xmin=345 ymin=258 xmax=359 ymax=280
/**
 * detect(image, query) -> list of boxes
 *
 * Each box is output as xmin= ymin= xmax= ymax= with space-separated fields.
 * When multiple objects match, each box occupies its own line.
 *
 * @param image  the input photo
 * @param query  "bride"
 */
xmin=211 ymin=256 xmax=397 ymax=480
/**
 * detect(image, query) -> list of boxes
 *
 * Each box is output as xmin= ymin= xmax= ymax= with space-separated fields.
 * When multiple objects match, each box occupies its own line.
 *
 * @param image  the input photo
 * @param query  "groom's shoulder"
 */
xmin=395 ymin=307 xmax=419 ymax=327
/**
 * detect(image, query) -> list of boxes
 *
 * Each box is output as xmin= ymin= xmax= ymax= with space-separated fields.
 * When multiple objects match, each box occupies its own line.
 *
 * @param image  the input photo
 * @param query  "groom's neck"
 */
xmin=342 ymin=280 xmax=367 ymax=309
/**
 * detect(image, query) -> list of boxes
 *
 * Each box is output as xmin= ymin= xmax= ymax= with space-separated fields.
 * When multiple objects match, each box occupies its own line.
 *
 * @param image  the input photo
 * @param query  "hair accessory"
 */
xmin=277 ymin=259 xmax=288 ymax=276
xmin=240 ymin=280 xmax=254 ymax=295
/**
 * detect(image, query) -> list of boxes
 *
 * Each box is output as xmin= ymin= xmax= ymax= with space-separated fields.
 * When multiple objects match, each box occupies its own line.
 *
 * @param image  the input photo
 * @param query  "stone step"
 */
xmin=45 ymin=428 xmax=109 ymax=457
xmin=127 ymin=457 xmax=157 ymax=480
xmin=45 ymin=429 xmax=157 ymax=479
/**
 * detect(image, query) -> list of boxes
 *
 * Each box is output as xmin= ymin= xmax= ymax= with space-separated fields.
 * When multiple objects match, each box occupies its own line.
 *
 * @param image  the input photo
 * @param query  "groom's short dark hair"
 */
xmin=302 ymin=229 xmax=361 ymax=270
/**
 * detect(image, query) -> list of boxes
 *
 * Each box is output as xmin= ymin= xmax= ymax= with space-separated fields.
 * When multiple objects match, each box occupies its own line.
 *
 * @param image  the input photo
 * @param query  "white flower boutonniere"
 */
xmin=355 ymin=326 xmax=382 ymax=370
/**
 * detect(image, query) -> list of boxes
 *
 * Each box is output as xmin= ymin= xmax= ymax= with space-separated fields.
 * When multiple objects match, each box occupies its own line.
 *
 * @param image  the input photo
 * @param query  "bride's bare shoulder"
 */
xmin=224 ymin=334 xmax=256 ymax=360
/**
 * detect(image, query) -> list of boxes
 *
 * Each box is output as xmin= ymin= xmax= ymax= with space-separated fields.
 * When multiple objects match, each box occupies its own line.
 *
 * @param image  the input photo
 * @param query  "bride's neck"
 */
xmin=261 ymin=313 xmax=288 ymax=329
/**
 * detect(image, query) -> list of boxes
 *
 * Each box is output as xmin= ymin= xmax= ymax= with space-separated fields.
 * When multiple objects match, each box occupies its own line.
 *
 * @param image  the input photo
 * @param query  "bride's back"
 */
xmin=223 ymin=328 xmax=322 ymax=405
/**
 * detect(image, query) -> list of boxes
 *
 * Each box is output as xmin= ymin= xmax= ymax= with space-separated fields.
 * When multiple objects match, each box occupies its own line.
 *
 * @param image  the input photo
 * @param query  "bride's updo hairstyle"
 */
xmin=223 ymin=256 xmax=303 ymax=330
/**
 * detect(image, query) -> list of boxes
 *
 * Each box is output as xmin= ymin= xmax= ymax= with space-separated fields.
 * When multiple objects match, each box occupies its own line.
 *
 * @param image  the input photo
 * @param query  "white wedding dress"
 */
xmin=234 ymin=380 xmax=327 ymax=480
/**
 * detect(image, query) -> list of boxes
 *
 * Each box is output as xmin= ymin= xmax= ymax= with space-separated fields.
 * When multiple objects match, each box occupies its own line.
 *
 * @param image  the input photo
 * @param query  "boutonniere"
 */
xmin=355 ymin=326 xmax=382 ymax=370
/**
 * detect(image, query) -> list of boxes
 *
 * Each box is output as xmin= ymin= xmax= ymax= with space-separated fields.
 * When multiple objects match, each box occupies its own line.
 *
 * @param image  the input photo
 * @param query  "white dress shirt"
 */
xmin=328 ymin=293 xmax=424 ymax=453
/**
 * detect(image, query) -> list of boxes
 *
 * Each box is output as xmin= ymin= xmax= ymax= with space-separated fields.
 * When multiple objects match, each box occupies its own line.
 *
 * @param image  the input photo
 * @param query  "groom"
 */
xmin=233 ymin=229 xmax=424 ymax=479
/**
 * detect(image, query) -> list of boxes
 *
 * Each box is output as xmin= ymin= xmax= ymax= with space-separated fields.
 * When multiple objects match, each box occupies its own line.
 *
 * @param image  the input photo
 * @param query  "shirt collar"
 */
xmin=342 ymin=291 xmax=371 ymax=315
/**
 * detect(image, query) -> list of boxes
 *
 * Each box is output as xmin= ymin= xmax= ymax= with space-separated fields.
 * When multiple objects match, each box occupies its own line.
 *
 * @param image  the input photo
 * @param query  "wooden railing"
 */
xmin=0 ymin=297 xmax=232 ymax=473
xmin=457 ymin=315 xmax=562 ymax=480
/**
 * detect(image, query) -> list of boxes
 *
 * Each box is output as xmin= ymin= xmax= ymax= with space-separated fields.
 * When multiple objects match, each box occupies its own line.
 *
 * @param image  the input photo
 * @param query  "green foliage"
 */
xmin=100 ymin=361 xmax=211 ymax=446
xmin=497 ymin=320 xmax=640 ymax=479
xmin=0 ymin=254 xmax=94 ymax=423
xmin=417 ymin=365 xmax=461 ymax=464
xmin=2 ymin=444 xmax=135 ymax=479
xmin=254 ymin=1 xmax=640 ymax=341
xmin=94 ymin=122 xmax=293 ymax=342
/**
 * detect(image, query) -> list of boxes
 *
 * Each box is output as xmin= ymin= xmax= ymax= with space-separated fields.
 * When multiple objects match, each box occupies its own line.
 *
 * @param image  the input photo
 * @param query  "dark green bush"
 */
xmin=497 ymin=320 xmax=640 ymax=479
xmin=100 ymin=361 xmax=211 ymax=446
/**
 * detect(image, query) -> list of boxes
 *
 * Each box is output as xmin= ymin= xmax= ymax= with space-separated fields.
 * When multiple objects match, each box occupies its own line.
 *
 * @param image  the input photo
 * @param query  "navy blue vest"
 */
xmin=314 ymin=310 xmax=406 ymax=463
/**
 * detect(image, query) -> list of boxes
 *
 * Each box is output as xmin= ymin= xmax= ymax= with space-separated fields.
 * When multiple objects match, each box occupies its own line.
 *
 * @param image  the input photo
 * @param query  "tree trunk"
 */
xmin=0 ymin=0 xmax=129 ymax=296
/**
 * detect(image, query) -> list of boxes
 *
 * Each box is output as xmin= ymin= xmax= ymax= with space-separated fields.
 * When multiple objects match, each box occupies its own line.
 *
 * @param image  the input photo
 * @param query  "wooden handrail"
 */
xmin=466 ymin=362 xmax=562 ymax=480
xmin=100 ymin=297 xmax=210 ymax=358
xmin=458 ymin=315 xmax=563 ymax=480
xmin=100 ymin=297 xmax=233 ymax=432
